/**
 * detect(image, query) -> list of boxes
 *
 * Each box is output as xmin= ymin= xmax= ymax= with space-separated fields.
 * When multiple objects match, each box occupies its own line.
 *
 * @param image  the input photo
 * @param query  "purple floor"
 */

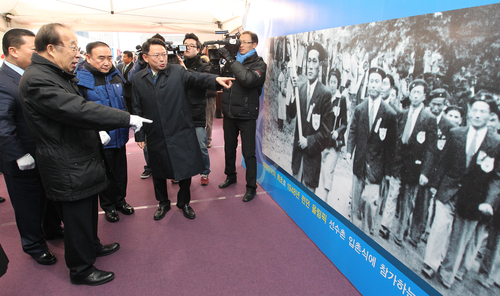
xmin=0 ymin=117 xmax=360 ymax=295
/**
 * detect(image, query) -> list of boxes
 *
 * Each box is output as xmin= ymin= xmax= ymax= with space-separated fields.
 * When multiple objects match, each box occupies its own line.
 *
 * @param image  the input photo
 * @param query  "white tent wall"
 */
xmin=0 ymin=0 xmax=246 ymax=56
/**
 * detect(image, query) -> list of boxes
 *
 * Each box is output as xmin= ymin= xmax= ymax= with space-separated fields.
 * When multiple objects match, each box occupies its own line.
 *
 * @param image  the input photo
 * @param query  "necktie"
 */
xmin=307 ymin=85 xmax=312 ymax=108
xmin=466 ymin=130 xmax=478 ymax=167
xmin=402 ymin=109 xmax=414 ymax=144
xmin=369 ymin=100 xmax=374 ymax=131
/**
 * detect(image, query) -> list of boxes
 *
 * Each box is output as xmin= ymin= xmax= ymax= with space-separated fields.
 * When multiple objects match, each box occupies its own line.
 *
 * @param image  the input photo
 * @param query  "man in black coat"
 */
xmin=18 ymin=23 xmax=151 ymax=286
xmin=132 ymin=38 xmax=233 ymax=221
xmin=0 ymin=28 xmax=63 ymax=266
xmin=218 ymin=31 xmax=267 ymax=202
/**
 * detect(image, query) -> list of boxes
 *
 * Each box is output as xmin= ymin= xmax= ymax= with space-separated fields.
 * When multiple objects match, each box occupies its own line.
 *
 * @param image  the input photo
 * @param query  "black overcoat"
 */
xmin=132 ymin=64 xmax=218 ymax=180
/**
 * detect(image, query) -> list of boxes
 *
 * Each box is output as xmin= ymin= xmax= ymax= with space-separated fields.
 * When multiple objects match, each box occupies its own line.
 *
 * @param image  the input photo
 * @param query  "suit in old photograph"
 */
xmin=381 ymin=106 xmax=437 ymax=245
xmin=347 ymin=97 xmax=398 ymax=233
xmin=422 ymin=126 xmax=500 ymax=287
xmin=436 ymin=126 xmax=500 ymax=288
xmin=288 ymin=76 xmax=332 ymax=191
xmin=409 ymin=114 xmax=454 ymax=243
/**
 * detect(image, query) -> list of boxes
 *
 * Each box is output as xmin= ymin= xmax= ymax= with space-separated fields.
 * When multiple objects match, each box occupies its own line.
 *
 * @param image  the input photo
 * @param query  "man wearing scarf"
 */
xmin=218 ymin=31 xmax=267 ymax=202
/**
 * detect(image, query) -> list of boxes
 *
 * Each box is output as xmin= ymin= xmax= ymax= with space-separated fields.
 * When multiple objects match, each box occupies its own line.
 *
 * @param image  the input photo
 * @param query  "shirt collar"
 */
xmin=4 ymin=60 xmax=24 ymax=76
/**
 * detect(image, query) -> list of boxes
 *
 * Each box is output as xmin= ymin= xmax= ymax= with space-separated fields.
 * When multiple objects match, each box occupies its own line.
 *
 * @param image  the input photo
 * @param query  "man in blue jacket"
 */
xmin=75 ymin=41 xmax=134 ymax=223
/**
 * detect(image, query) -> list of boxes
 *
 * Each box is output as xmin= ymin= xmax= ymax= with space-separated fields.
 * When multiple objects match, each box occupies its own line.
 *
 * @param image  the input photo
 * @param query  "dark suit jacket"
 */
xmin=122 ymin=61 xmax=134 ymax=81
xmin=435 ymin=127 xmax=500 ymax=220
xmin=428 ymin=116 xmax=455 ymax=186
xmin=396 ymin=107 xmax=437 ymax=184
xmin=325 ymin=94 xmax=348 ymax=150
xmin=287 ymin=76 xmax=332 ymax=188
xmin=0 ymin=63 xmax=38 ymax=176
xmin=347 ymin=98 xmax=398 ymax=183
xmin=122 ymin=62 xmax=134 ymax=112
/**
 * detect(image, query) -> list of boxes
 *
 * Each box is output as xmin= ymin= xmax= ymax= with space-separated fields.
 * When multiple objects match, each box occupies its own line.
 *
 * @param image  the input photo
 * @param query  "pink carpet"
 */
xmin=0 ymin=117 xmax=360 ymax=295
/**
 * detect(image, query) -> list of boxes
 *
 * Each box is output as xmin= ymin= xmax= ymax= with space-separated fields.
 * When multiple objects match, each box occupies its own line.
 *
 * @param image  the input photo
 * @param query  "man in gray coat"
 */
xmin=132 ymin=38 xmax=233 ymax=221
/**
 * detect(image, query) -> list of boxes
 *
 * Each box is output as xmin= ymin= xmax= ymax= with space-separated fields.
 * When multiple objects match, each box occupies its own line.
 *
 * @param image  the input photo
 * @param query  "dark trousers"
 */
xmin=99 ymin=146 xmax=128 ymax=211
xmin=3 ymin=173 xmax=62 ymax=256
xmin=153 ymin=177 xmax=191 ymax=208
xmin=223 ymin=117 xmax=257 ymax=189
xmin=54 ymin=194 xmax=102 ymax=279
xmin=409 ymin=186 xmax=431 ymax=242
xmin=144 ymin=142 xmax=151 ymax=172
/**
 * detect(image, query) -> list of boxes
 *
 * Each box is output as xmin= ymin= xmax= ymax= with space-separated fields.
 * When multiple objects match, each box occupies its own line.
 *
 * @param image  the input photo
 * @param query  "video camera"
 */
xmin=203 ymin=33 xmax=241 ymax=67
xmin=166 ymin=42 xmax=187 ymax=64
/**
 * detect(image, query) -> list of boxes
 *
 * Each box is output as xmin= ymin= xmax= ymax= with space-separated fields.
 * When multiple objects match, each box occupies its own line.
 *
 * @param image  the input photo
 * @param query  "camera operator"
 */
xmin=181 ymin=33 xmax=216 ymax=185
xmin=217 ymin=31 xmax=267 ymax=202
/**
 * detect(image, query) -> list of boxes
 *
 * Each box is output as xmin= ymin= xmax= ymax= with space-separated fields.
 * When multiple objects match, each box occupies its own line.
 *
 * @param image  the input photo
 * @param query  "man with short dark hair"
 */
xmin=132 ymin=38 xmax=233 ymax=220
xmin=422 ymin=93 xmax=500 ymax=289
xmin=182 ymin=33 xmax=214 ymax=185
xmin=18 ymin=23 xmax=151 ymax=286
xmin=218 ymin=31 xmax=267 ymax=202
xmin=346 ymin=67 xmax=398 ymax=234
xmin=74 ymin=41 xmax=135 ymax=223
xmin=120 ymin=50 xmax=134 ymax=113
xmin=288 ymin=42 xmax=331 ymax=193
xmin=378 ymin=79 xmax=437 ymax=246
xmin=0 ymin=28 xmax=63 ymax=266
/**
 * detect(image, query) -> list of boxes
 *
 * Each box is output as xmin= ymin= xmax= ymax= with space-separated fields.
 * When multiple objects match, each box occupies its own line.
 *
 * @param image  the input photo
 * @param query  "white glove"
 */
xmin=99 ymin=131 xmax=111 ymax=146
xmin=16 ymin=153 xmax=35 ymax=170
xmin=129 ymin=115 xmax=153 ymax=133
xmin=478 ymin=203 xmax=494 ymax=216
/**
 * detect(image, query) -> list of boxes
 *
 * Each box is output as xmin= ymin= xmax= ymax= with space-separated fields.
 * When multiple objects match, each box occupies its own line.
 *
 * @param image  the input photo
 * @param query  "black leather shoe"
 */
xmin=242 ymin=188 xmax=256 ymax=202
xmin=154 ymin=204 xmax=170 ymax=220
xmin=0 ymin=196 xmax=5 ymax=203
xmin=71 ymin=269 xmax=115 ymax=286
xmin=32 ymin=251 xmax=57 ymax=265
xmin=219 ymin=178 xmax=236 ymax=188
xmin=96 ymin=243 xmax=120 ymax=257
xmin=379 ymin=227 xmax=390 ymax=240
xmin=117 ymin=203 xmax=134 ymax=215
xmin=105 ymin=210 xmax=119 ymax=222
xmin=181 ymin=204 xmax=195 ymax=219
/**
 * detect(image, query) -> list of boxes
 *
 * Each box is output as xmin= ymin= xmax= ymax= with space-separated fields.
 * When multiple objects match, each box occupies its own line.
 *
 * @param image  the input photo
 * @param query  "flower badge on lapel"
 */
xmin=417 ymin=131 xmax=426 ymax=144
xmin=437 ymin=139 xmax=446 ymax=150
xmin=312 ymin=113 xmax=321 ymax=131
xmin=477 ymin=150 xmax=494 ymax=173
xmin=379 ymin=128 xmax=387 ymax=141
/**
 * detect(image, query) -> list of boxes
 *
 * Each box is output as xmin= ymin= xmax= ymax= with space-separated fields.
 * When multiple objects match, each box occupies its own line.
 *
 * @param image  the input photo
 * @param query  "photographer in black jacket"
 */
xmin=218 ymin=31 xmax=267 ymax=202
xmin=182 ymin=33 xmax=214 ymax=185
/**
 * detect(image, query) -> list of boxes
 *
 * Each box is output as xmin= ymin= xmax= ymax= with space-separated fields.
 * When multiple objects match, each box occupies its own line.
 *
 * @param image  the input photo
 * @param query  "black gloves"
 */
xmin=219 ymin=47 xmax=235 ymax=64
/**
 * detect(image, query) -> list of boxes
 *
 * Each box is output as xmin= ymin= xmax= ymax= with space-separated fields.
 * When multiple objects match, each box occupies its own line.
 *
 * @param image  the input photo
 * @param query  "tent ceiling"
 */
xmin=1 ymin=0 xmax=247 ymax=34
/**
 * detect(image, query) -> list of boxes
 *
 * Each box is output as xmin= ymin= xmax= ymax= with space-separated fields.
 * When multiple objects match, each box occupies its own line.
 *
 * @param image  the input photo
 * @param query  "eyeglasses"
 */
xmin=184 ymin=45 xmax=198 ymax=49
xmin=57 ymin=44 xmax=80 ymax=52
xmin=147 ymin=53 xmax=168 ymax=59
xmin=240 ymin=41 xmax=254 ymax=45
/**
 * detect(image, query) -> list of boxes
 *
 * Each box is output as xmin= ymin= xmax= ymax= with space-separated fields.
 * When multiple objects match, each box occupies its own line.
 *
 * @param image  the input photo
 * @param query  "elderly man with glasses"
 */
xmin=18 ymin=23 xmax=151 ymax=286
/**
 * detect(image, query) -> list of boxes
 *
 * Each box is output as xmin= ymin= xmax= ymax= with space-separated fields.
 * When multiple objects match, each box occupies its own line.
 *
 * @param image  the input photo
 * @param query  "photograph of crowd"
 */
xmin=262 ymin=3 xmax=500 ymax=295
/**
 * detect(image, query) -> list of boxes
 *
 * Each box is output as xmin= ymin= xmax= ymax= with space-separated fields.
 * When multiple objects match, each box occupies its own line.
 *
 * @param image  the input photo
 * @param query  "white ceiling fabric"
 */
xmin=0 ymin=0 xmax=246 ymax=34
